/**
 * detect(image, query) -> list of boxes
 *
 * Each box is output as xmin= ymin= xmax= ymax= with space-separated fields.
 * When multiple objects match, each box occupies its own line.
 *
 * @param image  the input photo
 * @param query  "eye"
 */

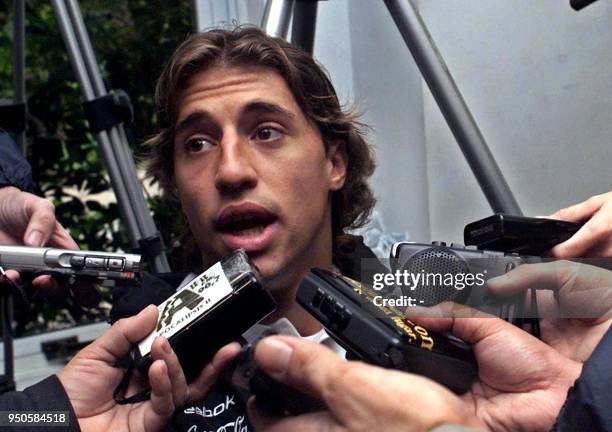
xmin=185 ymin=137 xmax=214 ymax=153
xmin=254 ymin=127 xmax=282 ymax=142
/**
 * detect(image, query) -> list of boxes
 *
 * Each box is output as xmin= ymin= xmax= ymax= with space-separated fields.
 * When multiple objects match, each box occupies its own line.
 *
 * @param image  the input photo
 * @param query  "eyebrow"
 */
xmin=174 ymin=100 xmax=296 ymax=137
xmin=174 ymin=110 xmax=215 ymax=137
xmin=242 ymin=100 xmax=296 ymax=122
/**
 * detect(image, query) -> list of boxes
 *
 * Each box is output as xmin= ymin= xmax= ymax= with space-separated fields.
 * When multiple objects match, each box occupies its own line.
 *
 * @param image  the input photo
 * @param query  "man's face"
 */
xmin=173 ymin=66 xmax=346 ymax=292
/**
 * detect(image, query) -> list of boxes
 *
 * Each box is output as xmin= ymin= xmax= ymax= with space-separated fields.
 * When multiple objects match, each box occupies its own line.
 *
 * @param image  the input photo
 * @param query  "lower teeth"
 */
xmin=234 ymin=225 xmax=264 ymax=236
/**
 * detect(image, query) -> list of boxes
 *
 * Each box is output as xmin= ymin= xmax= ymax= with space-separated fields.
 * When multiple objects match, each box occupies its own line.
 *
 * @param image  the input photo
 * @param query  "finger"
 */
xmin=403 ymin=304 xmax=456 ymax=333
xmin=548 ymin=193 xmax=608 ymax=222
xmin=247 ymin=397 xmax=338 ymax=432
xmin=188 ymin=342 xmax=241 ymax=402
xmin=487 ymin=262 xmax=577 ymax=295
xmin=69 ymin=281 xmax=101 ymax=307
xmin=551 ymin=209 xmax=612 ymax=258
xmin=86 ymin=305 xmax=158 ymax=362
xmin=253 ymin=336 xmax=348 ymax=399
xmin=46 ymin=222 xmax=79 ymax=250
xmin=23 ymin=198 xmax=57 ymax=247
xmin=408 ymin=308 xmax=522 ymax=347
xmin=2 ymin=269 xmax=20 ymax=283
xmin=404 ymin=302 xmax=486 ymax=319
xmin=32 ymin=275 xmax=70 ymax=307
xmin=145 ymin=360 xmax=174 ymax=432
xmin=151 ymin=337 xmax=189 ymax=408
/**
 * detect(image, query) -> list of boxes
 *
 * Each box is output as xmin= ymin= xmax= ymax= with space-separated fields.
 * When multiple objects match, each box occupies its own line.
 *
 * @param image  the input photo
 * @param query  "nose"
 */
xmin=214 ymin=134 xmax=257 ymax=193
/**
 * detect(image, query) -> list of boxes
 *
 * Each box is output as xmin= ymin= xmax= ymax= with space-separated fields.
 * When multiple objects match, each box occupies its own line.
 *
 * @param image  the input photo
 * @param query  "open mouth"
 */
xmin=217 ymin=213 xmax=276 ymax=237
xmin=215 ymin=202 xmax=279 ymax=251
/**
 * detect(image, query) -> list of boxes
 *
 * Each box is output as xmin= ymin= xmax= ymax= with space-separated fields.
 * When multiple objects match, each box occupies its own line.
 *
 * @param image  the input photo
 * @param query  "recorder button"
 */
xmin=70 ymin=255 xmax=85 ymax=268
xmin=85 ymin=257 xmax=107 ymax=268
xmin=108 ymin=258 xmax=124 ymax=270
xmin=450 ymin=243 xmax=464 ymax=249
xmin=321 ymin=296 xmax=335 ymax=317
xmin=386 ymin=347 xmax=405 ymax=368
xmin=337 ymin=308 xmax=351 ymax=330
xmin=432 ymin=241 xmax=447 ymax=247
xmin=312 ymin=288 xmax=325 ymax=307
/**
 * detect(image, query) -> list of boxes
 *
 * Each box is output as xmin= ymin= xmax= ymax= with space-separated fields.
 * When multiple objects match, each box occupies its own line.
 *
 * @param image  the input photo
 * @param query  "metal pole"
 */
xmin=291 ymin=0 xmax=318 ymax=54
xmin=384 ymin=0 xmax=522 ymax=214
xmin=51 ymin=0 xmax=140 ymax=242
xmin=261 ymin=0 xmax=295 ymax=39
xmin=190 ymin=0 xmax=205 ymax=32
xmin=1 ymin=296 xmax=15 ymax=392
xmin=51 ymin=0 xmax=170 ymax=272
xmin=12 ymin=0 xmax=26 ymax=155
xmin=63 ymin=0 xmax=169 ymax=272
xmin=3 ymin=0 xmax=25 ymax=389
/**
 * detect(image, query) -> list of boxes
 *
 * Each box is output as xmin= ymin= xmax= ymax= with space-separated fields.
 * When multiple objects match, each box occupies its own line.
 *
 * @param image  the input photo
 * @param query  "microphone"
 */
xmin=0 ymin=244 xmax=141 ymax=282
xmin=131 ymin=249 xmax=276 ymax=381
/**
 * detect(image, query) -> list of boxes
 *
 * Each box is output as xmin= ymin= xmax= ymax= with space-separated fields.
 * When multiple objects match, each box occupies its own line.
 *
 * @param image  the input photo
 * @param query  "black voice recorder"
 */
xmin=131 ymin=249 xmax=276 ymax=381
xmin=297 ymin=269 xmax=477 ymax=394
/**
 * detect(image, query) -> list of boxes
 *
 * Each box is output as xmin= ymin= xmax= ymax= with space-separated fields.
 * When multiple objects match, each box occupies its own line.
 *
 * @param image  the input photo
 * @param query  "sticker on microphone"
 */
xmin=138 ymin=262 xmax=233 ymax=356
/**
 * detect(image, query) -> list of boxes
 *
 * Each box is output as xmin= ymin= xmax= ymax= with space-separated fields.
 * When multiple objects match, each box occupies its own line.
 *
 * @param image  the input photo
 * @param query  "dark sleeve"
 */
xmin=552 ymin=325 xmax=612 ymax=431
xmin=0 ymin=130 xmax=33 ymax=192
xmin=0 ymin=375 xmax=80 ymax=432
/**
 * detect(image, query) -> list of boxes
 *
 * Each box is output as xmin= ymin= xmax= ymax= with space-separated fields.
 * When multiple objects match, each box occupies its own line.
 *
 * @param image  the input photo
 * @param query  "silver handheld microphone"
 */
xmin=0 ymin=245 xmax=141 ymax=282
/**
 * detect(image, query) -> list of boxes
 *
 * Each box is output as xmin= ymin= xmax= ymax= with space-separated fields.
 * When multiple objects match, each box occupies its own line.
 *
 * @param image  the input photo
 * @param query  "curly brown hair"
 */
xmin=144 ymin=26 xmax=375 ymax=266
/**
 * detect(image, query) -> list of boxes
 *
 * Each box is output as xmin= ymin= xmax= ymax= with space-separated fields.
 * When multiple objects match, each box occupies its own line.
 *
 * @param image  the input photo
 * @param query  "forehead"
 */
xmin=176 ymin=65 xmax=302 ymax=124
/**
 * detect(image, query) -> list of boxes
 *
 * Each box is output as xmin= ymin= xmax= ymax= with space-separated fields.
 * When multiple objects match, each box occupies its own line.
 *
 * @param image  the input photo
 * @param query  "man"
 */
xmin=111 ymin=25 xmax=377 ymax=431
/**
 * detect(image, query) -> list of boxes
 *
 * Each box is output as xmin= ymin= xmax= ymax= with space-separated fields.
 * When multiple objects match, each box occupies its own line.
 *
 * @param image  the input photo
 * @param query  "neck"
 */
xmin=262 ymin=287 xmax=323 ymax=336
xmin=263 ymin=250 xmax=335 ymax=336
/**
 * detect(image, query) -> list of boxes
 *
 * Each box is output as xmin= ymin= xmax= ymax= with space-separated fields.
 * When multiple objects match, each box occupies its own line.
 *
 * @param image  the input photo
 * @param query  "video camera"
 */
xmin=388 ymin=214 xmax=582 ymax=320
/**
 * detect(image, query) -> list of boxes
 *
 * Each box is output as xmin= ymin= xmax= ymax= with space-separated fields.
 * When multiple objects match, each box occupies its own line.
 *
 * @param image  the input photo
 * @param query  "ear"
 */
xmin=326 ymin=140 xmax=348 ymax=191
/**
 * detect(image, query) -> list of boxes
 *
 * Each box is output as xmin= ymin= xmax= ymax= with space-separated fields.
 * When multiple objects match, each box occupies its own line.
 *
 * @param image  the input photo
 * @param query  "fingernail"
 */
xmin=260 ymin=338 xmax=293 ymax=374
xmin=26 ymin=230 xmax=44 ymax=247
xmin=162 ymin=338 xmax=172 ymax=354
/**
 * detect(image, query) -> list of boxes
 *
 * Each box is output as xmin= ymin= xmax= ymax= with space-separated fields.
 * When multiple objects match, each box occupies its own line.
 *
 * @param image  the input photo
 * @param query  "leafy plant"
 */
xmin=0 ymin=0 xmax=191 ymax=334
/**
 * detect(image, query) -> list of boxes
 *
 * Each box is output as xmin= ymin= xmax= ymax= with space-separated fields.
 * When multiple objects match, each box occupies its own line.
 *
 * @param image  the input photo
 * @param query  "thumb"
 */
xmin=85 ymin=305 xmax=159 ymax=363
xmin=23 ymin=197 xmax=57 ymax=247
xmin=487 ymin=262 xmax=574 ymax=296
xmin=407 ymin=304 xmax=523 ymax=347
xmin=254 ymin=336 xmax=348 ymax=400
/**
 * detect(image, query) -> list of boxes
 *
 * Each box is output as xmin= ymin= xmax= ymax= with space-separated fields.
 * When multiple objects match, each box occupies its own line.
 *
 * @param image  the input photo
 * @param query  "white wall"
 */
xmin=346 ymin=0 xmax=430 ymax=241
xmin=419 ymin=0 xmax=612 ymax=242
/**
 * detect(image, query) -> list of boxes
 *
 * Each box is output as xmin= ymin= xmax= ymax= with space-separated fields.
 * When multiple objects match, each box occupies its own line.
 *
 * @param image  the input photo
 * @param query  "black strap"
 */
xmin=113 ymin=360 xmax=152 ymax=405
xmin=0 ymin=268 xmax=30 ymax=307
xmin=82 ymin=89 xmax=133 ymax=133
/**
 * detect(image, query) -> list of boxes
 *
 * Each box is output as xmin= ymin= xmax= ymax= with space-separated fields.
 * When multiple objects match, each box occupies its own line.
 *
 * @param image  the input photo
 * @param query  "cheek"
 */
xmin=175 ymin=171 xmax=214 ymax=227
xmin=280 ymin=160 xmax=331 ymax=221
